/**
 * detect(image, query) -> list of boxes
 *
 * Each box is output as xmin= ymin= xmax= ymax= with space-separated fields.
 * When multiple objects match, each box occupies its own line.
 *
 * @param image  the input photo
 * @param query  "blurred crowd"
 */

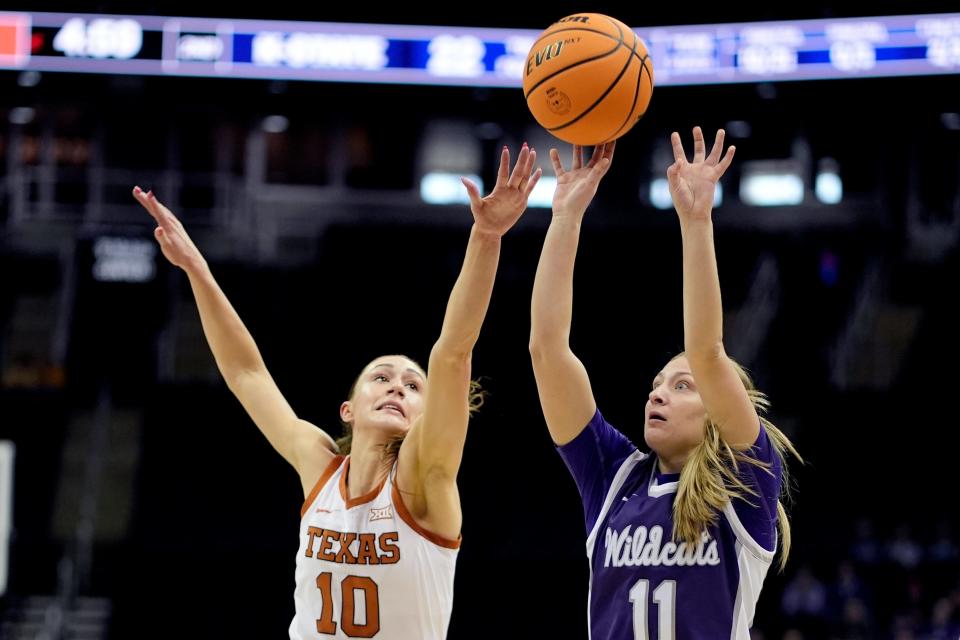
xmin=757 ymin=519 xmax=959 ymax=640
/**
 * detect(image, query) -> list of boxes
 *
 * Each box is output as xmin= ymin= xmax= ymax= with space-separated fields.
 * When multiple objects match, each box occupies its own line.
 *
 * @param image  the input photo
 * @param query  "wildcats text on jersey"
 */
xmin=603 ymin=525 xmax=720 ymax=568
xmin=304 ymin=526 xmax=401 ymax=565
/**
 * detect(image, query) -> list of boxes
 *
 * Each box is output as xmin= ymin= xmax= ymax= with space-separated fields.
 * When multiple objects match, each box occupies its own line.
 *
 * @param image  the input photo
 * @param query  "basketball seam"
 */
xmin=590 ymin=15 xmax=650 ymax=66
xmin=523 ymin=18 xmax=625 ymax=100
xmin=601 ymin=44 xmax=642 ymax=142
xmin=602 ymin=54 xmax=653 ymax=142
xmin=547 ymin=30 xmax=639 ymax=134
xmin=529 ymin=20 xmax=650 ymax=65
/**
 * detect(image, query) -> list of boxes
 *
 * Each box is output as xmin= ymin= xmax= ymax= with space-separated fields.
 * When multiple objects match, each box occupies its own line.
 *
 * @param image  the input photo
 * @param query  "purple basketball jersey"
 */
xmin=558 ymin=410 xmax=783 ymax=640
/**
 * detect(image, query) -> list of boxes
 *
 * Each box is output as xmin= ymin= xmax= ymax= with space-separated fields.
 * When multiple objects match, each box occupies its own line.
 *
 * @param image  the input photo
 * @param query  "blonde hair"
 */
xmin=670 ymin=354 xmax=802 ymax=571
xmin=334 ymin=355 xmax=485 ymax=459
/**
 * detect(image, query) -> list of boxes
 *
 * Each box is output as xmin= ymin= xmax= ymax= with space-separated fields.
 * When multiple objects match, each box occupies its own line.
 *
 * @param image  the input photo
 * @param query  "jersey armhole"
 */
xmin=300 ymin=455 xmax=345 ymax=518
xmin=722 ymin=501 xmax=776 ymax=562
xmin=390 ymin=481 xmax=462 ymax=549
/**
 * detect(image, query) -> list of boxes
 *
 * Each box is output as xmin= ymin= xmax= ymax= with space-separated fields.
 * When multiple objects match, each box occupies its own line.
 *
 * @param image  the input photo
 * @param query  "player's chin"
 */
xmin=643 ymin=424 xmax=668 ymax=447
xmin=383 ymin=416 xmax=411 ymax=432
xmin=369 ymin=414 xmax=410 ymax=434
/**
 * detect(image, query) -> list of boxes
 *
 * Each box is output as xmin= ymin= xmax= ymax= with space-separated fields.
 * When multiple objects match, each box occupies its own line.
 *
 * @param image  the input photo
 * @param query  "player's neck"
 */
xmin=346 ymin=440 xmax=393 ymax=498
xmin=656 ymin=452 xmax=687 ymax=474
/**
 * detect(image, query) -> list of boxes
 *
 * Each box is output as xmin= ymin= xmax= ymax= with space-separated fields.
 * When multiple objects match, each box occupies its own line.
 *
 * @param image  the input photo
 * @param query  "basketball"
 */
xmin=523 ymin=13 xmax=654 ymax=146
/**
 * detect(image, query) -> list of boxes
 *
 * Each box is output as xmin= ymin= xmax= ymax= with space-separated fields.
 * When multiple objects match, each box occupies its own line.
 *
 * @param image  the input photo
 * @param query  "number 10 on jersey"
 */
xmin=316 ymin=573 xmax=380 ymax=638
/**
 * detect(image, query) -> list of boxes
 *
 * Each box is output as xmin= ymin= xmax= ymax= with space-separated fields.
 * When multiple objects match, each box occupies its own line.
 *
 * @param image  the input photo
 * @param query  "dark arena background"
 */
xmin=2 ymin=1 xmax=959 ymax=638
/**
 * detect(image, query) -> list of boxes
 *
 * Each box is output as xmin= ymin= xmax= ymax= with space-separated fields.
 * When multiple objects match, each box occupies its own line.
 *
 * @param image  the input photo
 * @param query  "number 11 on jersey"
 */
xmin=629 ymin=578 xmax=676 ymax=639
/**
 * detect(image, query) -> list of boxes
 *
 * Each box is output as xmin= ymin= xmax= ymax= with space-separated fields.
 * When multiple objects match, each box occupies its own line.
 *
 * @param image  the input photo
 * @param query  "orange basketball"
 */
xmin=523 ymin=13 xmax=654 ymax=145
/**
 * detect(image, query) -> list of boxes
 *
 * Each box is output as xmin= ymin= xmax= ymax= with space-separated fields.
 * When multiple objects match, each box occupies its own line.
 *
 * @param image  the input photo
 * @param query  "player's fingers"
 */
xmin=550 ymin=148 xmax=565 ymax=177
xmin=692 ymin=126 xmax=706 ymax=162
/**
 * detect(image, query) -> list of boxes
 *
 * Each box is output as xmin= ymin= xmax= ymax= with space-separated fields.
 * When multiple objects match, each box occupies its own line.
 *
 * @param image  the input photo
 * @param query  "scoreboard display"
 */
xmin=1 ymin=11 xmax=959 ymax=87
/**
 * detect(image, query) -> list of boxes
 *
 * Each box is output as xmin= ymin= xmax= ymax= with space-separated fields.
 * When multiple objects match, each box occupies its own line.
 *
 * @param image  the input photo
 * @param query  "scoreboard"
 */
xmin=2 ymin=11 xmax=959 ymax=87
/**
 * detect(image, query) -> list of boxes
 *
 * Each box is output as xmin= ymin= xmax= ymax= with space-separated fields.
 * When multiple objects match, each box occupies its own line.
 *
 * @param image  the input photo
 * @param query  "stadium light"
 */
xmin=739 ymin=159 xmax=804 ymax=206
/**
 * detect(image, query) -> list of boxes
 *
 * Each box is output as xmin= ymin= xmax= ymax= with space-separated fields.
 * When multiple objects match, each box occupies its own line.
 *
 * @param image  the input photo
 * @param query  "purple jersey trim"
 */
xmin=557 ymin=409 xmax=639 ymax=533
xmin=557 ymin=409 xmax=783 ymax=550
xmin=731 ymin=425 xmax=783 ymax=552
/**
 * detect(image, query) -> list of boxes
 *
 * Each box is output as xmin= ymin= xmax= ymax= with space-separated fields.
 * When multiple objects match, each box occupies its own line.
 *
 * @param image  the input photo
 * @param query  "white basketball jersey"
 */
xmin=289 ymin=455 xmax=460 ymax=639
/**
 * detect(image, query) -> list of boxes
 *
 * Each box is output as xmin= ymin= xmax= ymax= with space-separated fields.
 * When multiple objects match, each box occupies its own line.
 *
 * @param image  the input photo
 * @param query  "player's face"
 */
xmin=643 ymin=356 xmax=707 ymax=464
xmin=341 ymin=355 xmax=426 ymax=437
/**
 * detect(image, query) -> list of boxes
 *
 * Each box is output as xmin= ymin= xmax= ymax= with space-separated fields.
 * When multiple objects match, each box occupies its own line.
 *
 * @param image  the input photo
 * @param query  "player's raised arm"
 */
xmin=133 ymin=187 xmax=336 ymax=493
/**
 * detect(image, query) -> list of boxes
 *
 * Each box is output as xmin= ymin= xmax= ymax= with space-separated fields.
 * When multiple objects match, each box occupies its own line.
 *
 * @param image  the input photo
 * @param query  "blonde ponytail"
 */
xmin=671 ymin=357 xmax=801 ymax=571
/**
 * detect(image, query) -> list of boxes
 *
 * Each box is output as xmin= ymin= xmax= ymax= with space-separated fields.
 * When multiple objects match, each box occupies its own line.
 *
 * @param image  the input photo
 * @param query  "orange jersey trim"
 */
xmin=391 ymin=480 xmax=461 ymax=549
xmin=339 ymin=456 xmax=388 ymax=509
xmin=301 ymin=455 xmax=346 ymax=518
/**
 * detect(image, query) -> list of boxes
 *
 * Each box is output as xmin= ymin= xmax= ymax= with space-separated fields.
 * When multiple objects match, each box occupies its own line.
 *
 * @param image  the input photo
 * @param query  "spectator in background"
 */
xmin=888 ymin=524 xmax=923 ymax=570
xmin=781 ymin=565 xmax=827 ymax=637
xmin=924 ymin=597 xmax=959 ymax=640
xmin=850 ymin=518 xmax=881 ymax=567
xmin=828 ymin=561 xmax=872 ymax=621
xmin=832 ymin=597 xmax=872 ymax=640
xmin=890 ymin=613 xmax=920 ymax=640
xmin=926 ymin=522 xmax=958 ymax=565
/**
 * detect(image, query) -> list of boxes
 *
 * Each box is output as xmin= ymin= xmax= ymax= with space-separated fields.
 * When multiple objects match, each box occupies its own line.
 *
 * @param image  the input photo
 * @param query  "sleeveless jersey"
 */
xmin=558 ymin=409 xmax=784 ymax=640
xmin=289 ymin=455 xmax=460 ymax=639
